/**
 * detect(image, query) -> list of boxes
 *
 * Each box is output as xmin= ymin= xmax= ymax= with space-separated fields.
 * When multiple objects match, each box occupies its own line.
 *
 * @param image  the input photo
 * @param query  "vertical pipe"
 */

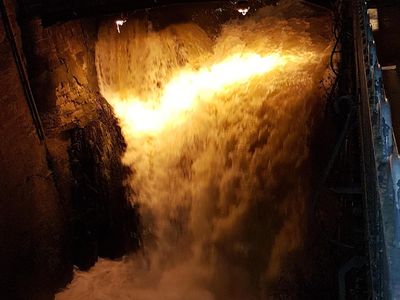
xmin=0 ymin=0 xmax=45 ymax=141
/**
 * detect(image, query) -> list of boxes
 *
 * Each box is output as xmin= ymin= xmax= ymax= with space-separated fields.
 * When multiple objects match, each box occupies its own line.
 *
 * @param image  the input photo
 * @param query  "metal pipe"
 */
xmin=0 ymin=0 xmax=45 ymax=141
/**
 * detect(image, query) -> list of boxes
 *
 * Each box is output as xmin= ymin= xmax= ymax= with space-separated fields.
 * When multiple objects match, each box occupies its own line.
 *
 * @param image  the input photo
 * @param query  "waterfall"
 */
xmin=57 ymin=2 xmax=332 ymax=299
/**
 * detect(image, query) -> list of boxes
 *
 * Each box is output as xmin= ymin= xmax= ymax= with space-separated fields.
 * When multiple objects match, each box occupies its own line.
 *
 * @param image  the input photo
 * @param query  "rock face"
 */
xmin=68 ymin=97 xmax=140 ymax=270
xmin=22 ymin=17 xmax=141 ymax=270
xmin=22 ymin=18 xmax=98 ymax=125
xmin=0 ymin=2 xmax=140 ymax=299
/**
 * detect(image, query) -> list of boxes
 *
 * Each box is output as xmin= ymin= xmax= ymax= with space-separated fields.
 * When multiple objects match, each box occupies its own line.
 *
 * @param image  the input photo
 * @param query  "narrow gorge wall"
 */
xmin=22 ymin=15 xmax=140 ymax=269
xmin=1 ymin=1 xmax=140 ymax=298
xmin=0 ymin=1 xmax=68 ymax=299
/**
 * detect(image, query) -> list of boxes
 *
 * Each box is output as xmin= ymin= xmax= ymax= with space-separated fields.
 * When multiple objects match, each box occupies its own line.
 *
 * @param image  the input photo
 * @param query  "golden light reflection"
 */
xmin=106 ymin=53 xmax=287 ymax=135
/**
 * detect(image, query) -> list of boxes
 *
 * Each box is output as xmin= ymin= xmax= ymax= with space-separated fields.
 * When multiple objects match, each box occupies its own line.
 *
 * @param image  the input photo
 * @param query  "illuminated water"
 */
xmin=57 ymin=1 xmax=332 ymax=299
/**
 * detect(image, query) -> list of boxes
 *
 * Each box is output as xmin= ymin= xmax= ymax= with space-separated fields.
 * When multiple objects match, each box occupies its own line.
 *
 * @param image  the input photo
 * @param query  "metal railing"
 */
xmin=355 ymin=0 xmax=400 ymax=298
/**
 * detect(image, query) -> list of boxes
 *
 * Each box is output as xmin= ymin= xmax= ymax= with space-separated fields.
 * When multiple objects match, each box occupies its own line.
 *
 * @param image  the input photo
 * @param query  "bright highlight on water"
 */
xmin=107 ymin=53 xmax=286 ymax=134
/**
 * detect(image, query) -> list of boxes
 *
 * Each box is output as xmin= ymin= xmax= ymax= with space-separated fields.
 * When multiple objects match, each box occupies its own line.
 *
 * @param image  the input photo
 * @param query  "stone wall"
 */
xmin=0 ymin=2 xmax=70 ymax=299
xmin=0 ymin=1 xmax=140 ymax=298
xmin=22 ymin=14 xmax=140 ymax=271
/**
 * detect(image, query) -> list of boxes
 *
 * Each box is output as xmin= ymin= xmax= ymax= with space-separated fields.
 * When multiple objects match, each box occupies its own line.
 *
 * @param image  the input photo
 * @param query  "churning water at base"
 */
xmin=57 ymin=1 xmax=332 ymax=299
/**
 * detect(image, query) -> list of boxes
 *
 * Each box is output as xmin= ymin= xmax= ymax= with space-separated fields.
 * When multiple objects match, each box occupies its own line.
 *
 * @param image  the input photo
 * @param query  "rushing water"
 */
xmin=57 ymin=1 xmax=332 ymax=299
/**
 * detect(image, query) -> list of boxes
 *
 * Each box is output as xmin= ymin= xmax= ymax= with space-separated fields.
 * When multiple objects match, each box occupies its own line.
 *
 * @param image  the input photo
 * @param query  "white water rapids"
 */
xmin=57 ymin=1 xmax=333 ymax=299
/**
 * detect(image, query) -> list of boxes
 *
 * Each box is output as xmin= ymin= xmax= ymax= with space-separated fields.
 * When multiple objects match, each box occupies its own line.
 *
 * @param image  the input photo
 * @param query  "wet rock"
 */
xmin=19 ymin=13 xmax=141 ymax=286
xmin=68 ymin=97 xmax=140 ymax=270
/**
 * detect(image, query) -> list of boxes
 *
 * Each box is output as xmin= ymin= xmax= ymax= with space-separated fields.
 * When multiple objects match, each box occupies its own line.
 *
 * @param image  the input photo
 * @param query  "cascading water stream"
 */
xmin=57 ymin=2 xmax=333 ymax=299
